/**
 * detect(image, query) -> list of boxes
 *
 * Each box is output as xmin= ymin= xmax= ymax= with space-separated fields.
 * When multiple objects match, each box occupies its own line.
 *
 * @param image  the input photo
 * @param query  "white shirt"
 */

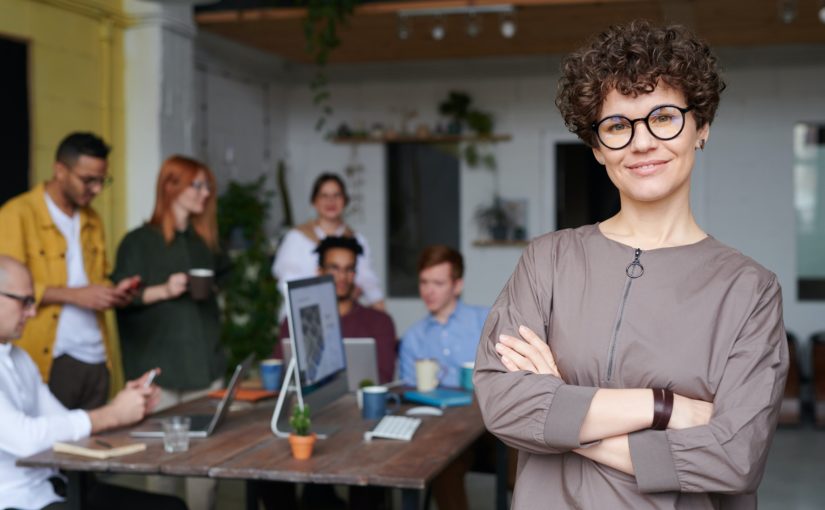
xmin=0 ymin=342 xmax=92 ymax=510
xmin=44 ymin=194 xmax=106 ymax=364
xmin=272 ymin=225 xmax=384 ymax=306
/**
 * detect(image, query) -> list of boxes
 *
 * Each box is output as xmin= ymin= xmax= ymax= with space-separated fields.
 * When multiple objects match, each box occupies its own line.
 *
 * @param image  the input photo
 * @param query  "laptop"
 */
xmin=281 ymin=337 xmax=379 ymax=391
xmin=130 ymin=353 xmax=254 ymax=439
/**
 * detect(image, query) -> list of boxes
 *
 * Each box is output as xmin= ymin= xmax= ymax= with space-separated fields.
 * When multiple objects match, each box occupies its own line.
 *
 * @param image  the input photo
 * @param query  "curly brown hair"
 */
xmin=555 ymin=20 xmax=725 ymax=147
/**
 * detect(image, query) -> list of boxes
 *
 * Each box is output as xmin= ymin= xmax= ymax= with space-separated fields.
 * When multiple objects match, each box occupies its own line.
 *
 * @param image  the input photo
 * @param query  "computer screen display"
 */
xmin=285 ymin=275 xmax=346 ymax=387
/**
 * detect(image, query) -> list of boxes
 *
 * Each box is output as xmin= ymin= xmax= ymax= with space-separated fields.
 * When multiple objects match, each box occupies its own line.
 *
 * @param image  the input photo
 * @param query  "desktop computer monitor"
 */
xmin=285 ymin=275 xmax=347 ymax=389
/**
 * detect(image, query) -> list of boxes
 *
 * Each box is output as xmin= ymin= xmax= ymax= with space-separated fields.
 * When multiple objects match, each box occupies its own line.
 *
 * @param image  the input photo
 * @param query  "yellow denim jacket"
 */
xmin=0 ymin=183 xmax=112 ymax=380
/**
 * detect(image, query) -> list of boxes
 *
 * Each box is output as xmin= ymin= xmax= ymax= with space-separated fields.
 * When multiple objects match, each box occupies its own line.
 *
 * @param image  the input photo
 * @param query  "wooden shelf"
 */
xmin=330 ymin=134 xmax=512 ymax=145
xmin=473 ymin=239 xmax=529 ymax=248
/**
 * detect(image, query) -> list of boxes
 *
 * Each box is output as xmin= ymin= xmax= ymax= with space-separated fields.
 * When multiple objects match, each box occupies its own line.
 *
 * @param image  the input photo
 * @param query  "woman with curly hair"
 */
xmin=474 ymin=20 xmax=787 ymax=509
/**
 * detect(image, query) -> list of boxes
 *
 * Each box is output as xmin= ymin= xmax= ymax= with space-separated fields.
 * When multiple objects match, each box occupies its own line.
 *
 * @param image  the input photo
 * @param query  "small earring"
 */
xmin=697 ymin=139 xmax=706 ymax=151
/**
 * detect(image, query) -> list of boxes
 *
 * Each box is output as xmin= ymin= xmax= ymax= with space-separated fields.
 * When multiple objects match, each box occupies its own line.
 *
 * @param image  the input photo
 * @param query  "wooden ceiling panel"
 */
xmin=197 ymin=0 xmax=825 ymax=64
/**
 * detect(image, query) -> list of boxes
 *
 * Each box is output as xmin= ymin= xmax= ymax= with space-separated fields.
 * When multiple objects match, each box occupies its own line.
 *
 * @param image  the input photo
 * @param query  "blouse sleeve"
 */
xmin=272 ymin=230 xmax=313 ymax=282
xmin=474 ymin=237 xmax=598 ymax=455
xmin=353 ymin=232 xmax=384 ymax=304
xmin=628 ymin=275 xmax=788 ymax=494
xmin=111 ymin=230 xmax=147 ymax=307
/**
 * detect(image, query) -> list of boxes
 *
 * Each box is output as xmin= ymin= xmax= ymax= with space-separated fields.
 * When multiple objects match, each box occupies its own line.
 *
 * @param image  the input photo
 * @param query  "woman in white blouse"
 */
xmin=272 ymin=173 xmax=385 ymax=310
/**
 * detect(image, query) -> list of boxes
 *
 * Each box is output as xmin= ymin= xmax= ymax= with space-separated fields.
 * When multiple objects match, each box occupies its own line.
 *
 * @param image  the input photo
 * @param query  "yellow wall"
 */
xmin=0 ymin=0 xmax=129 ymax=392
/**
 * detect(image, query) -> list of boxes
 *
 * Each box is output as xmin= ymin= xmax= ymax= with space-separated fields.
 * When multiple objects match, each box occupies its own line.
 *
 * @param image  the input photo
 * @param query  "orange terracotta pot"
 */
xmin=288 ymin=433 xmax=317 ymax=460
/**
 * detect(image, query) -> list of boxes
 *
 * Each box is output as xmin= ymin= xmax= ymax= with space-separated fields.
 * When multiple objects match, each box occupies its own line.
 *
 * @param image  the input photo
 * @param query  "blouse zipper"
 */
xmin=606 ymin=248 xmax=644 ymax=382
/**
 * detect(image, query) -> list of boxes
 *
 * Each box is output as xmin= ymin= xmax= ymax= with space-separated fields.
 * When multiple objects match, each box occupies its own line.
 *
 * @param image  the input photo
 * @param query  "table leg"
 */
xmin=496 ymin=439 xmax=509 ymax=510
xmin=65 ymin=472 xmax=87 ymax=510
xmin=401 ymin=488 xmax=421 ymax=510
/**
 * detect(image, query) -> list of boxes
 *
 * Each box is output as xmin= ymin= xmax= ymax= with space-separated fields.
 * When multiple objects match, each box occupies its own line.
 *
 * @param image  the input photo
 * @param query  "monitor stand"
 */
xmin=270 ymin=357 xmax=347 ymax=439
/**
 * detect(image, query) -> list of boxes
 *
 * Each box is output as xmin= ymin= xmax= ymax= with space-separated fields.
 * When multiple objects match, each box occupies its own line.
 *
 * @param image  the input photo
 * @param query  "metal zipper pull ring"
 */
xmin=625 ymin=248 xmax=644 ymax=279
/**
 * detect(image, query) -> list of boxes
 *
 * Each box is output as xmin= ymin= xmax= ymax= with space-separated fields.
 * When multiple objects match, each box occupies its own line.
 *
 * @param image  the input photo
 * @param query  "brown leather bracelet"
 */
xmin=652 ymin=388 xmax=674 ymax=430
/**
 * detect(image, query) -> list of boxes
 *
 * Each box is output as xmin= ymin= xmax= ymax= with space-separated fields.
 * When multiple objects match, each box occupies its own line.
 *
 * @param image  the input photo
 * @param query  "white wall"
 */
xmin=195 ymin=36 xmax=825 ymax=344
xmin=194 ymin=32 xmax=291 ymax=238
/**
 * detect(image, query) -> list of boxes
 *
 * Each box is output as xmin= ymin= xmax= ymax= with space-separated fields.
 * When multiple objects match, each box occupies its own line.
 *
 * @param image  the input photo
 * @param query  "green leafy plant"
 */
xmin=217 ymin=175 xmax=281 ymax=374
xmin=300 ymin=0 xmax=359 ymax=131
xmin=438 ymin=91 xmax=472 ymax=125
xmin=290 ymin=404 xmax=312 ymax=436
xmin=474 ymin=196 xmax=514 ymax=241
xmin=437 ymin=90 xmax=497 ymax=170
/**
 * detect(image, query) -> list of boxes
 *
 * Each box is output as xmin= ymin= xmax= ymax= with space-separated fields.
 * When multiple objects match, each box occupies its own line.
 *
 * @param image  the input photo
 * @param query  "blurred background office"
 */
xmin=1 ymin=0 xmax=824 ymax=508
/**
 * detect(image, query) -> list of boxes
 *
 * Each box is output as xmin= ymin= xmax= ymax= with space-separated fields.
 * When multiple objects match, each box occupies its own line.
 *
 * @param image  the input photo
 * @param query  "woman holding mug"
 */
xmin=112 ymin=155 xmax=227 ymax=407
xmin=272 ymin=172 xmax=384 ymax=309
xmin=475 ymin=20 xmax=787 ymax=509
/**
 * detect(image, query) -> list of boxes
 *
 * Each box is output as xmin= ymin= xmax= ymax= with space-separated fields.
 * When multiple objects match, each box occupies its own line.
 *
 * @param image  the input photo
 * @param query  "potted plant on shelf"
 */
xmin=474 ymin=196 xmax=514 ymax=241
xmin=288 ymin=404 xmax=316 ymax=460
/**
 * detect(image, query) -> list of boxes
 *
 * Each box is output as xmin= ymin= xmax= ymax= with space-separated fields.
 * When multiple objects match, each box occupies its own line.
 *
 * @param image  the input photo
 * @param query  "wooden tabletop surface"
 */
xmin=17 ymin=392 xmax=487 ymax=491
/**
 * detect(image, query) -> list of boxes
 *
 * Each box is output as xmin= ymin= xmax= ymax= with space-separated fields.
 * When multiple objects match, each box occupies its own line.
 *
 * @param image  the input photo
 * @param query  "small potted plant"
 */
xmin=356 ymin=379 xmax=376 ymax=410
xmin=288 ymin=404 xmax=316 ymax=460
xmin=475 ymin=196 xmax=513 ymax=241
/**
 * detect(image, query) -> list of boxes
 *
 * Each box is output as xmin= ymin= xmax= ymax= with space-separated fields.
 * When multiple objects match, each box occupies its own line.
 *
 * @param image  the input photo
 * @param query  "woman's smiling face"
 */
xmin=591 ymin=83 xmax=709 ymax=207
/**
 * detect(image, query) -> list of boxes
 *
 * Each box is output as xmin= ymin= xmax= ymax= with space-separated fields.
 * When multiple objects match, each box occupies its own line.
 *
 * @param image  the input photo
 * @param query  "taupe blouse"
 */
xmin=475 ymin=224 xmax=788 ymax=509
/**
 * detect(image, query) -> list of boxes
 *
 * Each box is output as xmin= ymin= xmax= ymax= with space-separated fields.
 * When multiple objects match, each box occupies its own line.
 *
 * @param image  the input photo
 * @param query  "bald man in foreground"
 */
xmin=0 ymin=256 xmax=187 ymax=510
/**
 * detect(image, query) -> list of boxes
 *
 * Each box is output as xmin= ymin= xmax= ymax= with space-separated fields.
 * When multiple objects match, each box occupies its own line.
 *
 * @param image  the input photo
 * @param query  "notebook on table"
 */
xmin=53 ymin=438 xmax=146 ymax=459
xmin=130 ymin=353 xmax=254 ymax=439
xmin=402 ymin=388 xmax=473 ymax=409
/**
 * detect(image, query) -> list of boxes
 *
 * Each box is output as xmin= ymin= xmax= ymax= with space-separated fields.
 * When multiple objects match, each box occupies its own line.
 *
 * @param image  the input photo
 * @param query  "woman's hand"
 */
xmin=495 ymin=325 xmax=561 ymax=378
xmin=165 ymin=272 xmax=187 ymax=299
xmin=668 ymin=394 xmax=714 ymax=429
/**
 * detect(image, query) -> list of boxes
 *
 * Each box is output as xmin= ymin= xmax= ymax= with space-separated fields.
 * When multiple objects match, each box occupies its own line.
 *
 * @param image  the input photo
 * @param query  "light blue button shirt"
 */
xmin=399 ymin=301 xmax=489 ymax=388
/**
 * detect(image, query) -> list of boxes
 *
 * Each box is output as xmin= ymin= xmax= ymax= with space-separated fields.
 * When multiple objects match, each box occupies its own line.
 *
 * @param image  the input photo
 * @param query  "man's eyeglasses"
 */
xmin=322 ymin=265 xmax=356 ymax=276
xmin=0 ymin=291 xmax=36 ymax=309
xmin=591 ymin=105 xmax=693 ymax=150
xmin=71 ymin=171 xmax=113 ymax=189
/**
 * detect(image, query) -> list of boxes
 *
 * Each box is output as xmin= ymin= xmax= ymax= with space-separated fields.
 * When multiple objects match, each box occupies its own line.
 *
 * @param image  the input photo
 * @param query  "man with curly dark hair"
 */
xmin=474 ymin=20 xmax=787 ymax=509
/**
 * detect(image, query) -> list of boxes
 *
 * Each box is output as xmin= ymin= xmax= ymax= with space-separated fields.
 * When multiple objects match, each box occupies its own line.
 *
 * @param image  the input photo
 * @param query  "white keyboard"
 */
xmin=364 ymin=415 xmax=422 ymax=441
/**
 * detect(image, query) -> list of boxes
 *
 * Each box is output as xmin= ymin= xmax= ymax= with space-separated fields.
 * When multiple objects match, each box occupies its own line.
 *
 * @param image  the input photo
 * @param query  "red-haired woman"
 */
xmin=112 ymin=155 xmax=227 ymax=408
xmin=112 ymin=155 xmax=227 ymax=509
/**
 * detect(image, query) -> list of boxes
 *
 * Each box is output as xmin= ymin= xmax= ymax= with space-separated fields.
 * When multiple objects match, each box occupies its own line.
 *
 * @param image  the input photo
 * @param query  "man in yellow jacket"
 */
xmin=0 ymin=132 xmax=139 ymax=410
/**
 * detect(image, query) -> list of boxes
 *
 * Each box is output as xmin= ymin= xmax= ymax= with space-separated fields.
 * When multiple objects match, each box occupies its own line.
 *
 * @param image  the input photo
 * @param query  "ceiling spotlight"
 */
xmin=778 ymin=0 xmax=797 ymax=23
xmin=431 ymin=17 xmax=446 ymax=40
xmin=398 ymin=15 xmax=411 ymax=40
xmin=466 ymin=13 xmax=482 ymax=37
xmin=819 ymin=1 xmax=825 ymax=24
xmin=500 ymin=13 xmax=517 ymax=38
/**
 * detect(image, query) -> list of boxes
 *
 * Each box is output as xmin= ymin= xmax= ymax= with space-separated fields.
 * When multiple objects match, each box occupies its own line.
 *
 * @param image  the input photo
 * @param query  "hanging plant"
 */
xmin=300 ymin=0 xmax=359 ymax=131
xmin=438 ymin=90 xmax=498 ymax=171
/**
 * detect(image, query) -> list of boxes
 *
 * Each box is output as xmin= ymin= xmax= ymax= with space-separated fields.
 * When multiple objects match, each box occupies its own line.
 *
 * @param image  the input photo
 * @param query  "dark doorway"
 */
xmin=387 ymin=143 xmax=460 ymax=297
xmin=0 ymin=36 xmax=30 ymax=207
xmin=556 ymin=143 xmax=619 ymax=229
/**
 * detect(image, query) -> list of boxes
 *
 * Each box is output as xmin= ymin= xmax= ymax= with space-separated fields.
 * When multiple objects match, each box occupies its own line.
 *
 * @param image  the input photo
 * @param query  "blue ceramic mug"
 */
xmin=460 ymin=362 xmax=474 ymax=392
xmin=259 ymin=359 xmax=283 ymax=391
xmin=361 ymin=386 xmax=401 ymax=420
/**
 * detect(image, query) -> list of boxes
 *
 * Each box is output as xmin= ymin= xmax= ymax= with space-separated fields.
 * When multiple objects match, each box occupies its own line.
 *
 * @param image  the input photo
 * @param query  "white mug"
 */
xmin=415 ymin=358 xmax=443 ymax=392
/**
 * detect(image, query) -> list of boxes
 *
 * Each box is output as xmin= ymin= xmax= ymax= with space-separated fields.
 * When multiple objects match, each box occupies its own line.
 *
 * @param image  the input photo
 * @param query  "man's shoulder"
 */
xmin=0 ymin=187 xmax=41 ymax=216
xmin=401 ymin=314 xmax=431 ymax=341
xmin=353 ymin=304 xmax=393 ymax=324
xmin=457 ymin=302 xmax=490 ymax=321
xmin=9 ymin=345 xmax=38 ymax=375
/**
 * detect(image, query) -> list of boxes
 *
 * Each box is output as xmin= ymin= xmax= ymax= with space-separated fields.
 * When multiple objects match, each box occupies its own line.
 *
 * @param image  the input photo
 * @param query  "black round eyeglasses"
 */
xmin=591 ymin=105 xmax=693 ymax=150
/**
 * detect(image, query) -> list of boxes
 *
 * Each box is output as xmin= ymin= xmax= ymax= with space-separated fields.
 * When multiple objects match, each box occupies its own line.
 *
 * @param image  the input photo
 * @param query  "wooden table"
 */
xmin=18 ymin=393 xmax=504 ymax=510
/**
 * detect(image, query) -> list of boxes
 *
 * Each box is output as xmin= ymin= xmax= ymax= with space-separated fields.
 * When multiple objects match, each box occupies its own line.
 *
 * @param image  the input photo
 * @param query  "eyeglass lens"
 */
xmin=595 ymin=105 xmax=688 ymax=150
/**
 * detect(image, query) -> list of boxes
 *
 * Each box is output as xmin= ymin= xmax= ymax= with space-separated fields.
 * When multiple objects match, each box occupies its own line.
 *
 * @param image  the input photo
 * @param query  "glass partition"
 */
xmin=794 ymin=122 xmax=825 ymax=300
